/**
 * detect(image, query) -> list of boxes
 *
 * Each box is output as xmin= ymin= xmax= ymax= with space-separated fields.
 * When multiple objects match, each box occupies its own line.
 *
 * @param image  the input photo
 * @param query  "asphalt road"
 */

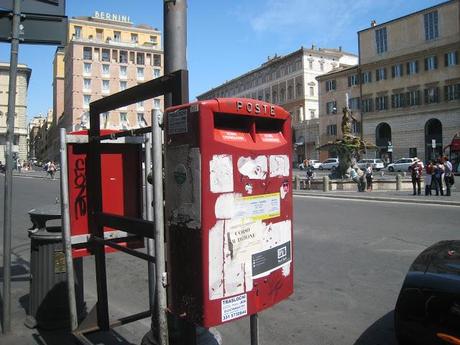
xmin=0 ymin=175 xmax=459 ymax=344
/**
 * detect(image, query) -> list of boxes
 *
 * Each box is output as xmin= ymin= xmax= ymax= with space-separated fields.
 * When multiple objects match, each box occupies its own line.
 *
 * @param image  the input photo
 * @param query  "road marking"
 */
xmin=294 ymin=194 xmax=460 ymax=208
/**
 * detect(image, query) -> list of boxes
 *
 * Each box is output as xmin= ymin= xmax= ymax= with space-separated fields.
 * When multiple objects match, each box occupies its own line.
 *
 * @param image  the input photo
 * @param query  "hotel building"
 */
xmin=197 ymin=47 xmax=358 ymax=163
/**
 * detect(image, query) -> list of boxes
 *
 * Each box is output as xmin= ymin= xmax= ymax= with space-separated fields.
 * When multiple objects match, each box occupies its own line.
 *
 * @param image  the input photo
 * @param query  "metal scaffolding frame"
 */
xmin=59 ymin=70 xmax=189 ymax=345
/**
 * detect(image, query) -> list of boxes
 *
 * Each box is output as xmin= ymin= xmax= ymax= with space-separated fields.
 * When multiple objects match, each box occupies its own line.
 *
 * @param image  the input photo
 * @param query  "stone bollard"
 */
xmin=294 ymin=175 xmax=300 ymax=190
xmin=396 ymin=174 xmax=402 ymax=190
xmin=323 ymin=175 xmax=330 ymax=192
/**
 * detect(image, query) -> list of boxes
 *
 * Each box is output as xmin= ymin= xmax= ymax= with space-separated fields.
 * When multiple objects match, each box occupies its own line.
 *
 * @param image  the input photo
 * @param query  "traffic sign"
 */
xmin=0 ymin=0 xmax=65 ymax=16
xmin=432 ymin=139 xmax=436 ymax=148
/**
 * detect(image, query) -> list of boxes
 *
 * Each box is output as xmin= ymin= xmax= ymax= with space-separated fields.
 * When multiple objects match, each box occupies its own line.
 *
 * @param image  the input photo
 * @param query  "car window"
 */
xmin=376 ymin=159 xmax=383 ymax=163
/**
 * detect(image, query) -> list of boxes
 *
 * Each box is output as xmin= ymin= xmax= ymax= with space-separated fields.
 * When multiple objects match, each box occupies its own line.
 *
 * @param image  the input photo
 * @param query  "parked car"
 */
xmin=298 ymin=159 xmax=321 ymax=170
xmin=357 ymin=158 xmax=385 ymax=171
xmin=394 ymin=240 xmax=460 ymax=345
xmin=319 ymin=158 xmax=339 ymax=170
xmin=386 ymin=158 xmax=418 ymax=172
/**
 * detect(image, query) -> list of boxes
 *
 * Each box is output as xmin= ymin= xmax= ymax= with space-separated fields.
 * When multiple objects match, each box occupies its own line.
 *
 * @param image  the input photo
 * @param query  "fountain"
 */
xmin=317 ymin=106 xmax=375 ymax=179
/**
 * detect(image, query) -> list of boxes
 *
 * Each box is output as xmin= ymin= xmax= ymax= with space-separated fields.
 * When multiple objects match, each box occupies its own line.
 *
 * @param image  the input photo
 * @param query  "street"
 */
xmin=0 ymin=174 xmax=459 ymax=344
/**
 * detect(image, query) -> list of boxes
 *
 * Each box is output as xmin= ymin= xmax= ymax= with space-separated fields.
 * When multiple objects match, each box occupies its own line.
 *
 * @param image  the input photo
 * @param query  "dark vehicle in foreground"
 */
xmin=394 ymin=240 xmax=460 ymax=345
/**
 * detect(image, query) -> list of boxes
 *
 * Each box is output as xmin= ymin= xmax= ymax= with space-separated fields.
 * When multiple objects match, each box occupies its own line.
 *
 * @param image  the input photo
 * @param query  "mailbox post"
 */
xmin=165 ymin=98 xmax=294 ymax=328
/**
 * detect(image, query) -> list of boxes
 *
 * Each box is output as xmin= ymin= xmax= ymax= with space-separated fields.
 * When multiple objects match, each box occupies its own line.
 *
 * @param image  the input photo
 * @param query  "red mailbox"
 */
xmin=165 ymin=98 xmax=293 ymax=327
xmin=66 ymin=130 xmax=144 ymax=258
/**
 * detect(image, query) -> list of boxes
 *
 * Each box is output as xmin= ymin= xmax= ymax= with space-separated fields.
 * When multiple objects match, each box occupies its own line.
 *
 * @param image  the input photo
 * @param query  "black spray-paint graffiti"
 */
xmin=74 ymin=158 xmax=87 ymax=219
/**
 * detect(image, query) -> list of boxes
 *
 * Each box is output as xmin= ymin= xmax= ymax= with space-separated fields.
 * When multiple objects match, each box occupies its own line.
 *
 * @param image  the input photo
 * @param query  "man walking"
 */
xmin=444 ymin=156 xmax=453 ymax=196
xmin=410 ymin=158 xmax=423 ymax=195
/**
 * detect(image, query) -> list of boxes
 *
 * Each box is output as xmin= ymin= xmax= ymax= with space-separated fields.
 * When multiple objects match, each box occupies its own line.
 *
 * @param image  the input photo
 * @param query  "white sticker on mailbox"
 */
xmin=221 ymin=294 xmax=247 ymax=322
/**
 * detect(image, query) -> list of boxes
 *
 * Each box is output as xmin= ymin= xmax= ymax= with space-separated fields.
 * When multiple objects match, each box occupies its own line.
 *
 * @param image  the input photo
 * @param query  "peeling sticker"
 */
xmin=237 ymin=156 xmax=268 ymax=179
xmin=269 ymin=155 xmax=290 ymax=177
xmin=209 ymin=221 xmax=225 ymax=300
xmin=244 ymin=183 xmax=253 ymax=195
xmin=215 ymin=193 xmax=240 ymax=220
xmin=210 ymin=154 xmax=234 ymax=193
xmin=282 ymin=263 xmax=291 ymax=277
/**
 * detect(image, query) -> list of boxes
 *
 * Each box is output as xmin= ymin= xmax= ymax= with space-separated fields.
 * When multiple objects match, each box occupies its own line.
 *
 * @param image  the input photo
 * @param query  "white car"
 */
xmin=319 ymin=158 xmax=339 ymax=170
xmin=298 ymin=159 xmax=321 ymax=170
xmin=357 ymin=158 xmax=385 ymax=171
xmin=386 ymin=158 xmax=418 ymax=172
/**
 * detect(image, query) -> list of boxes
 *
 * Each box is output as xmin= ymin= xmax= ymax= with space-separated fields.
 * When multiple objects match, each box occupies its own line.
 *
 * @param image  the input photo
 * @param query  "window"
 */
xmin=326 ymin=80 xmax=336 ymax=92
xmin=131 ymin=33 xmax=138 ymax=43
xmin=83 ymin=63 xmax=91 ymax=75
xmin=272 ymin=91 xmax=278 ymax=103
xmin=326 ymin=101 xmax=337 ymax=114
xmin=424 ymin=11 xmax=438 ymax=41
xmin=113 ymin=31 xmax=121 ymax=42
xmin=83 ymin=78 xmax=91 ymax=91
xmin=83 ymin=47 xmax=92 ymax=60
xmin=136 ymin=53 xmax=145 ymax=65
xmin=391 ymin=93 xmax=405 ymax=108
xmin=391 ymin=64 xmax=403 ymax=78
xmin=376 ymin=67 xmax=387 ymax=81
xmin=326 ymin=124 xmax=337 ymax=136
xmin=319 ymin=61 xmax=324 ymax=71
xmin=445 ymin=51 xmax=459 ymax=66
xmin=153 ymin=54 xmax=161 ymax=67
xmin=96 ymin=29 xmax=103 ymax=41
xmin=349 ymin=97 xmax=360 ymax=110
xmin=83 ymin=95 xmax=91 ymax=108
xmin=153 ymin=98 xmax=161 ymax=109
xmin=137 ymin=101 xmax=144 ymax=111
xmin=137 ymin=67 xmax=144 ymax=80
xmin=424 ymin=87 xmax=439 ymax=104
xmin=74 ymin=26 xmax=82 ymax=39
xmin=137 ymin=112 xmax=147 ymax=127
xmin=101 ymin=49 xmax=110 ymax=62
xmin=361 ymin=98 xmax=373 ymax=112
xmin=120 ymin=65 xmax=127 ymax=78
xmin=308 ymin=60 xmax=313 ymax=69
xmin=407 ymin=60 xmax=419 ymax=75
xmin=362 ymin=71 xmax=372 ymax=84
xmin=444 ymin=84 xmax=460 ymax=101
xmin=120 ymin=81 xmax=127 ymax=91
xmin=120 ymin=112 xmax=128 ymax=122
xmin=375 ymin=95 xmax=388 ymax=110
xmin=102 ymin=64 xmax=110 ymax=76
xmin=119 ymin=50 xmax=128 ymax=64
xmin=287 ymin=85 xmax=293 ymax=100
xmin=296 ymin=83 xmax=302 ymax=98
xmin=280 ymin=88 xmax=285 ymax=103
xmin=348 ymin=74 xmax=359 ymax=87
xmin=424 ymin=56 xmax=438 ymax=71
xmin=406 ymin=90 xmax=421 ymax=106
xmin=102 ymin=80 xmax=110 ymax=94
xmin=309 ymin=87 xmax=314 ymax=97
xmin=150 ymin=35 xmax=158 ymax=45
xmin=153 ymin=68 xmax=161 ymax=78
xmin=352 ymin=120 xmax=361 ymax=134
xmin=375 ymin=27 xmax=388 ymax=54
xmin=101 ymin=112 xmax=109 ymax=129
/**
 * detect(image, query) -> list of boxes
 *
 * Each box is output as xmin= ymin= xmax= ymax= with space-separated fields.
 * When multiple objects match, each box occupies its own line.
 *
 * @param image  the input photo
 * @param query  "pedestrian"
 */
xmin=305 ymin=166 xmax=313 ymax=190
xmin=409 ymin=158 xmax=423 ymax=195
xmin=365 ymin=164 xmax=373 ymax=191
xmin=433 ymin=158 xmax=444 ymax=196
xmin=357 ymin=167 xmax=366 ymax=192
xmin=424 ymin=161 xmax=434 ymax=196
xmin=17 ymin=159 xmax=22 ymax=173
xmin=350 ymin=167 xmax=361 ymax=192
xmin=47 ymin=160 xmax=56 ymax=180
xmin=443 ymin=156 xmax=454 ymax=197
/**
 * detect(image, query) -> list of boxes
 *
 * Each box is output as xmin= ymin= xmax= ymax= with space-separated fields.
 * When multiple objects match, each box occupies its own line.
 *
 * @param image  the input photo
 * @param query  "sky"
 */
xmin=0 ymin=0 xmax=448 ymax=120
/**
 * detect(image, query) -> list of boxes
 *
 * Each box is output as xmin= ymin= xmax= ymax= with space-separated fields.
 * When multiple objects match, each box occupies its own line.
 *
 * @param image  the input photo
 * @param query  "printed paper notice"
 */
xmin=210 ymin=154 xmax=234 ymax=193
xmin=221 ymin=294 xmax=247 ymax=322
xmin=234 ymin=193 xmax=280 ymax=221
xmin=168 ymin=109 xmax=188 ymax=135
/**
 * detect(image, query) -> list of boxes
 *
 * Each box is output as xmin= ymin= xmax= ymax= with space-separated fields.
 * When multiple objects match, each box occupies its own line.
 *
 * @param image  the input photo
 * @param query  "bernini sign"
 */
xmin=94 ymin=11 xmax=131 ymax=23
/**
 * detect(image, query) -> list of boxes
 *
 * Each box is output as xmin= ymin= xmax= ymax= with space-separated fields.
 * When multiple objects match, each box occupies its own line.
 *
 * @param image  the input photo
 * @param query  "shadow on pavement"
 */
xmin=32 ymin=329 xmax=137 ymax=345
xmin=353 ymin=310 xmax=398 ymax=345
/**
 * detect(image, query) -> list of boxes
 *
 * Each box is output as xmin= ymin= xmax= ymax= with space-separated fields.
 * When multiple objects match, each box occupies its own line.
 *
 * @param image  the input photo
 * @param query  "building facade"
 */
xmin=46 ymin=13 xmax=164 ymax=160
xmin=27 ymin=115 xmax=47 ymax=161
xmin=318 ymin=0 xmax=460 ymax=166
xmin=0 ymin=63 xmax=31 ymax=163
xmin=197 ymin=46 xmax=358 ymax=163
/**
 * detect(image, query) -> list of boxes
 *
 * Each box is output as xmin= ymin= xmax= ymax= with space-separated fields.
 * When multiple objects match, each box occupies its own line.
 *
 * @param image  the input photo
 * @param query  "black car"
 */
xmin=394 ymin=240 xmax=460 ymax=345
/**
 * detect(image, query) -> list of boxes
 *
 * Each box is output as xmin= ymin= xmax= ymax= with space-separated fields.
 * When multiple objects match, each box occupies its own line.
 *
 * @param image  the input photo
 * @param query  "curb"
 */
xmin=293 ymin=191 xmax=460 ymax=207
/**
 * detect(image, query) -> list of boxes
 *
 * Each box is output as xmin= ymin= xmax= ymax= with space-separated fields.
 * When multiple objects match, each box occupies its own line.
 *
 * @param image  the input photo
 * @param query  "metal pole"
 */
xmin=59 ymin=128 xmax=78 ymax=331
xmin=2 ymin=0 xmax=21 ymax=334
xmin=144 ymin=133 xmax=156 ymax=313
xmin=250 ymin=314 xmax=260 ymax=345
xmin=152 ymin=109 xmax=169 ymax=345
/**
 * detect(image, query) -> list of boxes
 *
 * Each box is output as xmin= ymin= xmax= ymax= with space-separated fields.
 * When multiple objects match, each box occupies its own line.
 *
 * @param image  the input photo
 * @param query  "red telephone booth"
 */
xmin=165 ymin=98 xmax=293 ymax=327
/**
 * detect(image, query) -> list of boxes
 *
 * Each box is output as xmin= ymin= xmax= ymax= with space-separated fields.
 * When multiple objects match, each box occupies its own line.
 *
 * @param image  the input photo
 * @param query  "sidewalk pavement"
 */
xmin=294 ymin=188 xmax=460 ymax=206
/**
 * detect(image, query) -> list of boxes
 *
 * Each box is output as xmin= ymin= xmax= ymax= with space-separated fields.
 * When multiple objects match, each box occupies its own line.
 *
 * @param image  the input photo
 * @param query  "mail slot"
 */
xmin=165 ymin=98 xmax=294 ymax=327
